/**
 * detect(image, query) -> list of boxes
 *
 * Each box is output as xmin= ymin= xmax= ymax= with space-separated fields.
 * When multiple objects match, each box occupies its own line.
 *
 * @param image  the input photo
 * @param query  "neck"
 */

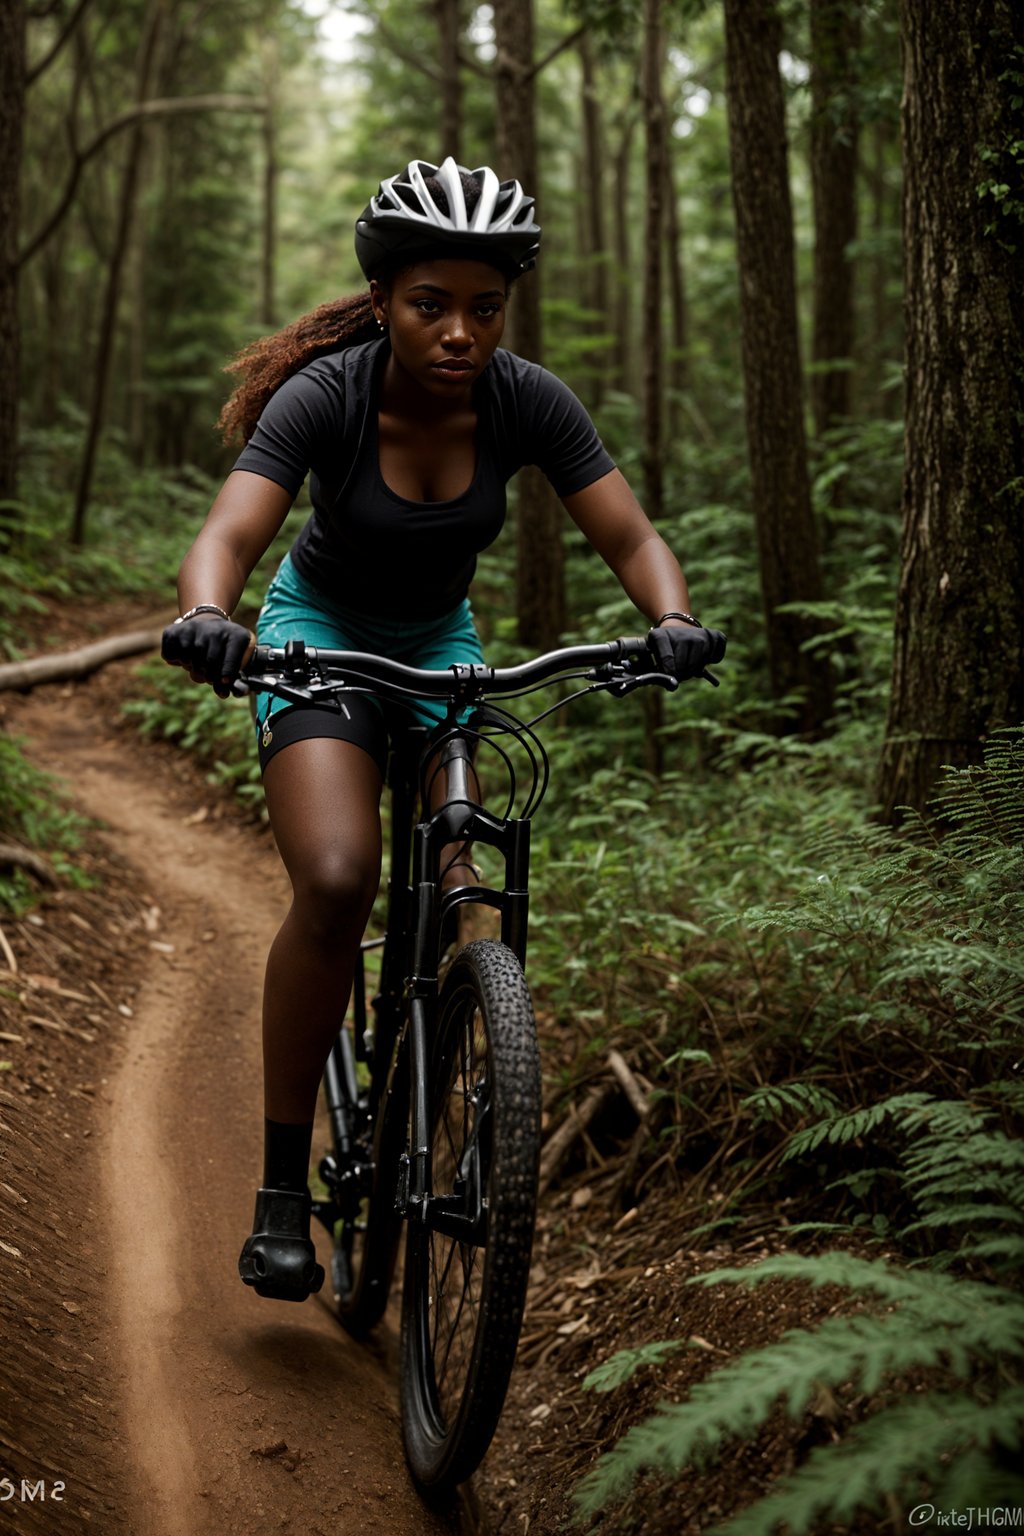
xmin=378 ymin=351 xmax=474 ymax=420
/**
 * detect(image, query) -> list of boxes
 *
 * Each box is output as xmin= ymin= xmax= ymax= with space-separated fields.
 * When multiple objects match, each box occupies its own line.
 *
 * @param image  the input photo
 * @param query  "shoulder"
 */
xmin=483 ymin=349 xmax=583 ymax=413
xmin=288 ymin=336 xmax=384 ymax=395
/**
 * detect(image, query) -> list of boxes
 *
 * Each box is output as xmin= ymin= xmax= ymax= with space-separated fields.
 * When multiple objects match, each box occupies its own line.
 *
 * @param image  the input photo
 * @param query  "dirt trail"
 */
xmin=15 ymin=687 xmax=461 ymax=1536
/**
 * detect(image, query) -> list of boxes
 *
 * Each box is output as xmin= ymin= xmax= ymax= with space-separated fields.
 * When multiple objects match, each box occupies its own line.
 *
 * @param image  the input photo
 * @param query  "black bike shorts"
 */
xmin=254 ymin=552 xmax=484 ymax=777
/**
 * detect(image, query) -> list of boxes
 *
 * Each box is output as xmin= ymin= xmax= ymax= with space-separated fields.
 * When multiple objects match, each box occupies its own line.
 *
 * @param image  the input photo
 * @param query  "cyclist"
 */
xmin=161 ymin=156 xmax=725 ymax=1303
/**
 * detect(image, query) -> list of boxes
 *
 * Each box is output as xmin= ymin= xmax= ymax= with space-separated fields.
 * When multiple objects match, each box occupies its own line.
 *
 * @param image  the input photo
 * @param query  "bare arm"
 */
xmin=176 ymin=470 xmax=296 ymax=615
xmin=561 ymin=468 xmax=696 ymax=626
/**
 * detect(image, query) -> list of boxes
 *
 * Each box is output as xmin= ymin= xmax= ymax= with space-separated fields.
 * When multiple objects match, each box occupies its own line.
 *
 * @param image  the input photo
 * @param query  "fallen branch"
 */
xmin=606 ymin=1048 xmax=651 ymax=1120
xmin=0 ymin=843 xmax=57 ymax=886
xmin=538 ymin=1081 xmax=616 ymax=1195
xmin=0 ymin=627 xmax=165 ymax=693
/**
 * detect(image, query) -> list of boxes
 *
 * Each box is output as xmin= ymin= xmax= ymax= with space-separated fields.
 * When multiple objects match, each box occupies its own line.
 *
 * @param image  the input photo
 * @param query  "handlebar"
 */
xmin=237 ymin=634 xmax=657 ymax=701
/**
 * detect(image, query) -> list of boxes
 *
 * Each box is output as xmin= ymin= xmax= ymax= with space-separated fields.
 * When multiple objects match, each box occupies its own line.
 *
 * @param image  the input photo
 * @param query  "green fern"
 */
xmin=583 ymin=1340 xmax=688 ymax=1394
xmin=738 ymin=1080 xmax=843 ymax=1128
xmin=575 ymin=1254 xmax=1024 ymax=1527
xmin=707 ymin=1389 xmax=1024 ymax=1536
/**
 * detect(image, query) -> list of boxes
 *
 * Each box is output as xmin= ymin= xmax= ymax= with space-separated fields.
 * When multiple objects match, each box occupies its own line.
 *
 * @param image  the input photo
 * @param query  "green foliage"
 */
xmin=583 ymin=1340 xmax=689 ymax=1393
xmin=0 ymin=735 xmax=91 ymax=913
xmin=572 ymin=733 xmax=1024 ymax=1530
xmin=0 ymin=419 xmax=217 ymax=656
xmin=576 ymin=1252 xmax=1024 ymax=1530
xmin=122 ymin=661 xmax=264 ymax=813
xmin=976 ymin=44 xmax=1024 ymax=252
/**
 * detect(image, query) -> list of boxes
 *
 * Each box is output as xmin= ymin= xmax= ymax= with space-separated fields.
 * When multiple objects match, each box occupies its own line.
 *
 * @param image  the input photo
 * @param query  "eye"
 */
xmin=414 ymin=298 xmax=442 ymax=315
xmin=475 ymin=303 xmax=502 ymax=318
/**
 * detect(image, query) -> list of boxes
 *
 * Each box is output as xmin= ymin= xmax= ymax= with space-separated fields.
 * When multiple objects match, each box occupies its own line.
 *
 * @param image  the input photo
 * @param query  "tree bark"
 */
xmin=876 ymin=0 xmax=1024 ymax=821
xmin=641 ymin=0 xmax=665 ymax=525
xmin=260 ymin=37 xmax=278 ymax=329
xmin=723 ymin=0 xmax=834 ymax=733
xmin=436 ymin=0 xmax=462 ymax=161
xmin=579 ymin=32 xmax=608 ymax=400
xmin=611 ymin=105 xmax=637 ymax=395
xmin=70 ymin=0 xmax=164 ymax=546
xmin=810 ymin=0 xmax=860 ymax=441
xmin=493 ymin=0 xmax=565 ymax=648
xmin=664 ymin=139 xmax=688 ymax=425
xmin=0 ymin=0 xmax=26 ymax=543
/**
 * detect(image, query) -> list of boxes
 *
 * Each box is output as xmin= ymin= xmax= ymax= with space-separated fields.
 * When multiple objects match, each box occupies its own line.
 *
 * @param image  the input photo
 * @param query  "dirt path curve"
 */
xmin=15 ymin=686 xmax=462 ymax=1536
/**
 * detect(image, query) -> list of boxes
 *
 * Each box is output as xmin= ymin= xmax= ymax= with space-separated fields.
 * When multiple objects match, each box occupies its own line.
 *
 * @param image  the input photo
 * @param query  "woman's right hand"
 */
xmin=161 ymin=614 xmax=254 ymax=698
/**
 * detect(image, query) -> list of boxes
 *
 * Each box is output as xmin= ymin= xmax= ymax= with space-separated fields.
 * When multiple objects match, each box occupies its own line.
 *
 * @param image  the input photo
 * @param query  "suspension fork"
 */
xmin=398 ymin=730 xmax=531 ymax=1234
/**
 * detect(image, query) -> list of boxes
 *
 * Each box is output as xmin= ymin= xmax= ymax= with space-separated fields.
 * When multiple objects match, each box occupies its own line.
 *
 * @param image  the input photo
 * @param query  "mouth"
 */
xmin=431 ymin=359 xmax=475 ymax=378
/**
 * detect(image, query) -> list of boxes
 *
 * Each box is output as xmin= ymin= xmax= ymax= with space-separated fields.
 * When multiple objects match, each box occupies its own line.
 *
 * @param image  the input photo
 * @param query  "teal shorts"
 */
xmin=253 ymin=552 xmax=484 ymax=776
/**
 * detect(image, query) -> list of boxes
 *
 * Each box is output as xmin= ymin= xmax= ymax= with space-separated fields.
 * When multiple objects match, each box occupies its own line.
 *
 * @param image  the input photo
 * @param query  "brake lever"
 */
xmin=609 ymin=671 xmax=680 ymax=697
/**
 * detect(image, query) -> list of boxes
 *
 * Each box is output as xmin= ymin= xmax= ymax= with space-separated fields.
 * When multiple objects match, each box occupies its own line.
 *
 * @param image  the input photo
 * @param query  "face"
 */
xmin=370 ymin=258 xmax=509 ymax=399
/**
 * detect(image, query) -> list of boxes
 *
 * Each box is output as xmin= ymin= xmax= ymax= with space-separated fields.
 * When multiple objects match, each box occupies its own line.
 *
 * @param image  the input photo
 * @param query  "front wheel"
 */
xmin=400 ymin=940 xmax=541 ymax=1491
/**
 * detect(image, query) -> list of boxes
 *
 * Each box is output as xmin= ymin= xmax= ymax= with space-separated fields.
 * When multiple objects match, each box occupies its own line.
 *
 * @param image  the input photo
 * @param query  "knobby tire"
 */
xmin=400 ymin=939 xmax=541 ymax=1490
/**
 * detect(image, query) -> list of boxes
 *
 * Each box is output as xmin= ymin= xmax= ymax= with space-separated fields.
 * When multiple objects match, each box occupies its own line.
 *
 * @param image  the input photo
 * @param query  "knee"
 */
xmin=292 ymin=852 xmax=380 ymax=942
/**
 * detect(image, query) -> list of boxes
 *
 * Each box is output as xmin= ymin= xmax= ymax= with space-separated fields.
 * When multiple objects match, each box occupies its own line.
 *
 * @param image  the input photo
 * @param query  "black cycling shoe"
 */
xmin=238 ymin=1187 xmax=325 ymax=1303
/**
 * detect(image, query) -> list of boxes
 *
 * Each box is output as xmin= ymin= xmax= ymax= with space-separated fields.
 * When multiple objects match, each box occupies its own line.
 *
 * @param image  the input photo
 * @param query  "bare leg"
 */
xmin=261 ymin=738 xmax=383 ymax=1123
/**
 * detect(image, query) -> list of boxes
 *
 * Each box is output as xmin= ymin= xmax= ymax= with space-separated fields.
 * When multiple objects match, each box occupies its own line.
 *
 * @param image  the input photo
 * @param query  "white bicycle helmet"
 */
xmin=355 ymin=156 xmax=540 ymax=279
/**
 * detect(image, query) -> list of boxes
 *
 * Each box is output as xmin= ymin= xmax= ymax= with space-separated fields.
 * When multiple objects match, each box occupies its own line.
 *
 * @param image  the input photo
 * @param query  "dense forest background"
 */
xmin=2 ymin=0 xmax=1024 ymax=1529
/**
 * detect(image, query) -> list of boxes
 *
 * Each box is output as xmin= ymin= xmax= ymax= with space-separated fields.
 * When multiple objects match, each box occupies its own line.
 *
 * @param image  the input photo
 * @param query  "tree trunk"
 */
xmin=723 ymin=0 xmax=834 ymax=734
xmin=260 ymin=37 xmax=278 ymax=330
xmin=436 ymin=0 xmax=462 ymax=161
xmin=493 ymin=0 xmax=565 ymax=649
xmin=810 ymin=0 xmax=860 ymax=441
xmin=876 ymin=0 xmax=1024 ymax=822
xmin=579 ymin=33 xmax=608 ymax=400
xmin=0 ymin=0 xmax=26 ymax=545
xmin=611 ymin=106 xmax=637 ymax=395
xmin=664 ymin=141 xmax=688 ymax=428
xmin=641 ymin=0 xmax=665 ymax=525
xmin=70 ymin=0 xmax=164 ymax=546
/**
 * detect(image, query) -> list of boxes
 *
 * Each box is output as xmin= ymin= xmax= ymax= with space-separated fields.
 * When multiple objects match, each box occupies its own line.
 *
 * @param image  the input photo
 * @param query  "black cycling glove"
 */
xmin=647 ymin=623 xmax=727 ymax=681
xmin=161 ymin=616 xmax=253 ymax=698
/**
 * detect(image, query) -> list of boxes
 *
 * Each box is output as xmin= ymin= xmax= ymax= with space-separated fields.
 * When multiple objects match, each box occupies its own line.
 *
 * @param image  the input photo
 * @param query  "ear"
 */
xmin=369 ymin=280 xmax=388 ymax=327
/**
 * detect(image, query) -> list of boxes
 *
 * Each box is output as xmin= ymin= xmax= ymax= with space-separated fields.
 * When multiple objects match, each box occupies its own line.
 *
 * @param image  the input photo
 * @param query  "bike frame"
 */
xmin=324 ymin=712 xmax=530 ymax=1247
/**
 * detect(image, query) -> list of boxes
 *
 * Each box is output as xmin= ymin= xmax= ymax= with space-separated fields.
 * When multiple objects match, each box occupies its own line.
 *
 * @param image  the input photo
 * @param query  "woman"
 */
xmin=162 ymin=156 xmax=725 ymax=1303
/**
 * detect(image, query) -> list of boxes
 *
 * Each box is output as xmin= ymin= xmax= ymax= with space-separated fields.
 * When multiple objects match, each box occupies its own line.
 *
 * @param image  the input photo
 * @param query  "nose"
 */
xmin=441 ymin=311 xmax=474 ymax=350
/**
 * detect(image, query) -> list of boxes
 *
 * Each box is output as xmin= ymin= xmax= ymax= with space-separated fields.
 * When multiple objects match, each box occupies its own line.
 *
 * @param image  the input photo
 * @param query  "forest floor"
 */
xmin=0 ymin=615 xmax=879 ymax=1535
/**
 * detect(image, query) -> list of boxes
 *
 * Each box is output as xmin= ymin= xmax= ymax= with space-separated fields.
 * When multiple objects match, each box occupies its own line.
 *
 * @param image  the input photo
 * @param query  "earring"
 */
xmin=377 ymin=320 xmax=387 ymax=332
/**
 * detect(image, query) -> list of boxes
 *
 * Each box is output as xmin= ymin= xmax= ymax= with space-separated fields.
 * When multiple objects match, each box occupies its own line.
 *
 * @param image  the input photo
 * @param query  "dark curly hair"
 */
xmin=217 ymin=292 xmax=378 ymax=444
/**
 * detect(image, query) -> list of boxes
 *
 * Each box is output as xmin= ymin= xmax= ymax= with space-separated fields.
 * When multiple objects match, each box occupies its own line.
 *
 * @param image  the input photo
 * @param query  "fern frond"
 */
xmin=708 ymin=1387 xmax=1024 ymax=1536
xmin=575 ymin=1278 xmax=1024 ymax=1518
xmin=739 ymin=1080 xmax=843 ymax=1128
xmin=583 ymin=1340 xmax=687 ymax=1393
xmin=902 ymin=1204 xmax=1024 ymax=1236
xmin=783 ymin=1094 xmax=934 ymax=1160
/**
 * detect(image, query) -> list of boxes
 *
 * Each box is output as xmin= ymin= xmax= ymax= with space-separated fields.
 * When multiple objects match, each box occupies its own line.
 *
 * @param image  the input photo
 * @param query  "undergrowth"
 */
xmin=0 ymin=735 xmax=92 ymax=913
xmin=572 ymin=731 xmax=1024 ymax=1532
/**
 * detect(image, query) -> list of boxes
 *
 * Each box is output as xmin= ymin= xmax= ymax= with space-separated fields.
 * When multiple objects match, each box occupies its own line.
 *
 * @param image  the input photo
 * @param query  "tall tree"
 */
xmin=810 ymin=0 xmax=860 ymax=441
xmin=641 ymin=0 xmax=666 ymax=524
xmin=578 ymin=32 xmax=609 ymax=399
xmin=70 ymin=0 xmax=165 ymax=546
xmin=876 ymin=0 xmax=1024 ymax=821
xmin=0 ymin=0 xmax=26 ymax=541
xmin=436 ymin=0 xmax=462 ymax=161
xmin=493 ymin=0 xmax=565 ymax=649
xmin=723 ymin=0 xmax=834 ymax=733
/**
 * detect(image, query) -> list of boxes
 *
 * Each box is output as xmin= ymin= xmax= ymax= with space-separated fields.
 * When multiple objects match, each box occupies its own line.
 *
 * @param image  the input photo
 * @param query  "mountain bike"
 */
xmin=238 ymin=632 xmax=694 ymax=1491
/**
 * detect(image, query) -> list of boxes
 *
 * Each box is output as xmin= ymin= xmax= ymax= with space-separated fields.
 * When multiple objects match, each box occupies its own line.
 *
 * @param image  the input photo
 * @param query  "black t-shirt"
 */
xmin=232 ymin=337 xmax=615 ymax=620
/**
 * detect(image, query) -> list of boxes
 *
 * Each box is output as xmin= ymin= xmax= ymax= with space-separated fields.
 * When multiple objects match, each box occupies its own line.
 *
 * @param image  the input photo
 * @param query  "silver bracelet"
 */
xmin=656 ymin=610 xmax=701 ymax=629
xmin=175 ymin=603 xmax=230 ymax=625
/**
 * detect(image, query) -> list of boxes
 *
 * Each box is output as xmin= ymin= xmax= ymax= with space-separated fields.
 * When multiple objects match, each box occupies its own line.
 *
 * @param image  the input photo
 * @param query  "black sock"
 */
xmin=262 ymin=1118 xmax=314 ymax=1194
